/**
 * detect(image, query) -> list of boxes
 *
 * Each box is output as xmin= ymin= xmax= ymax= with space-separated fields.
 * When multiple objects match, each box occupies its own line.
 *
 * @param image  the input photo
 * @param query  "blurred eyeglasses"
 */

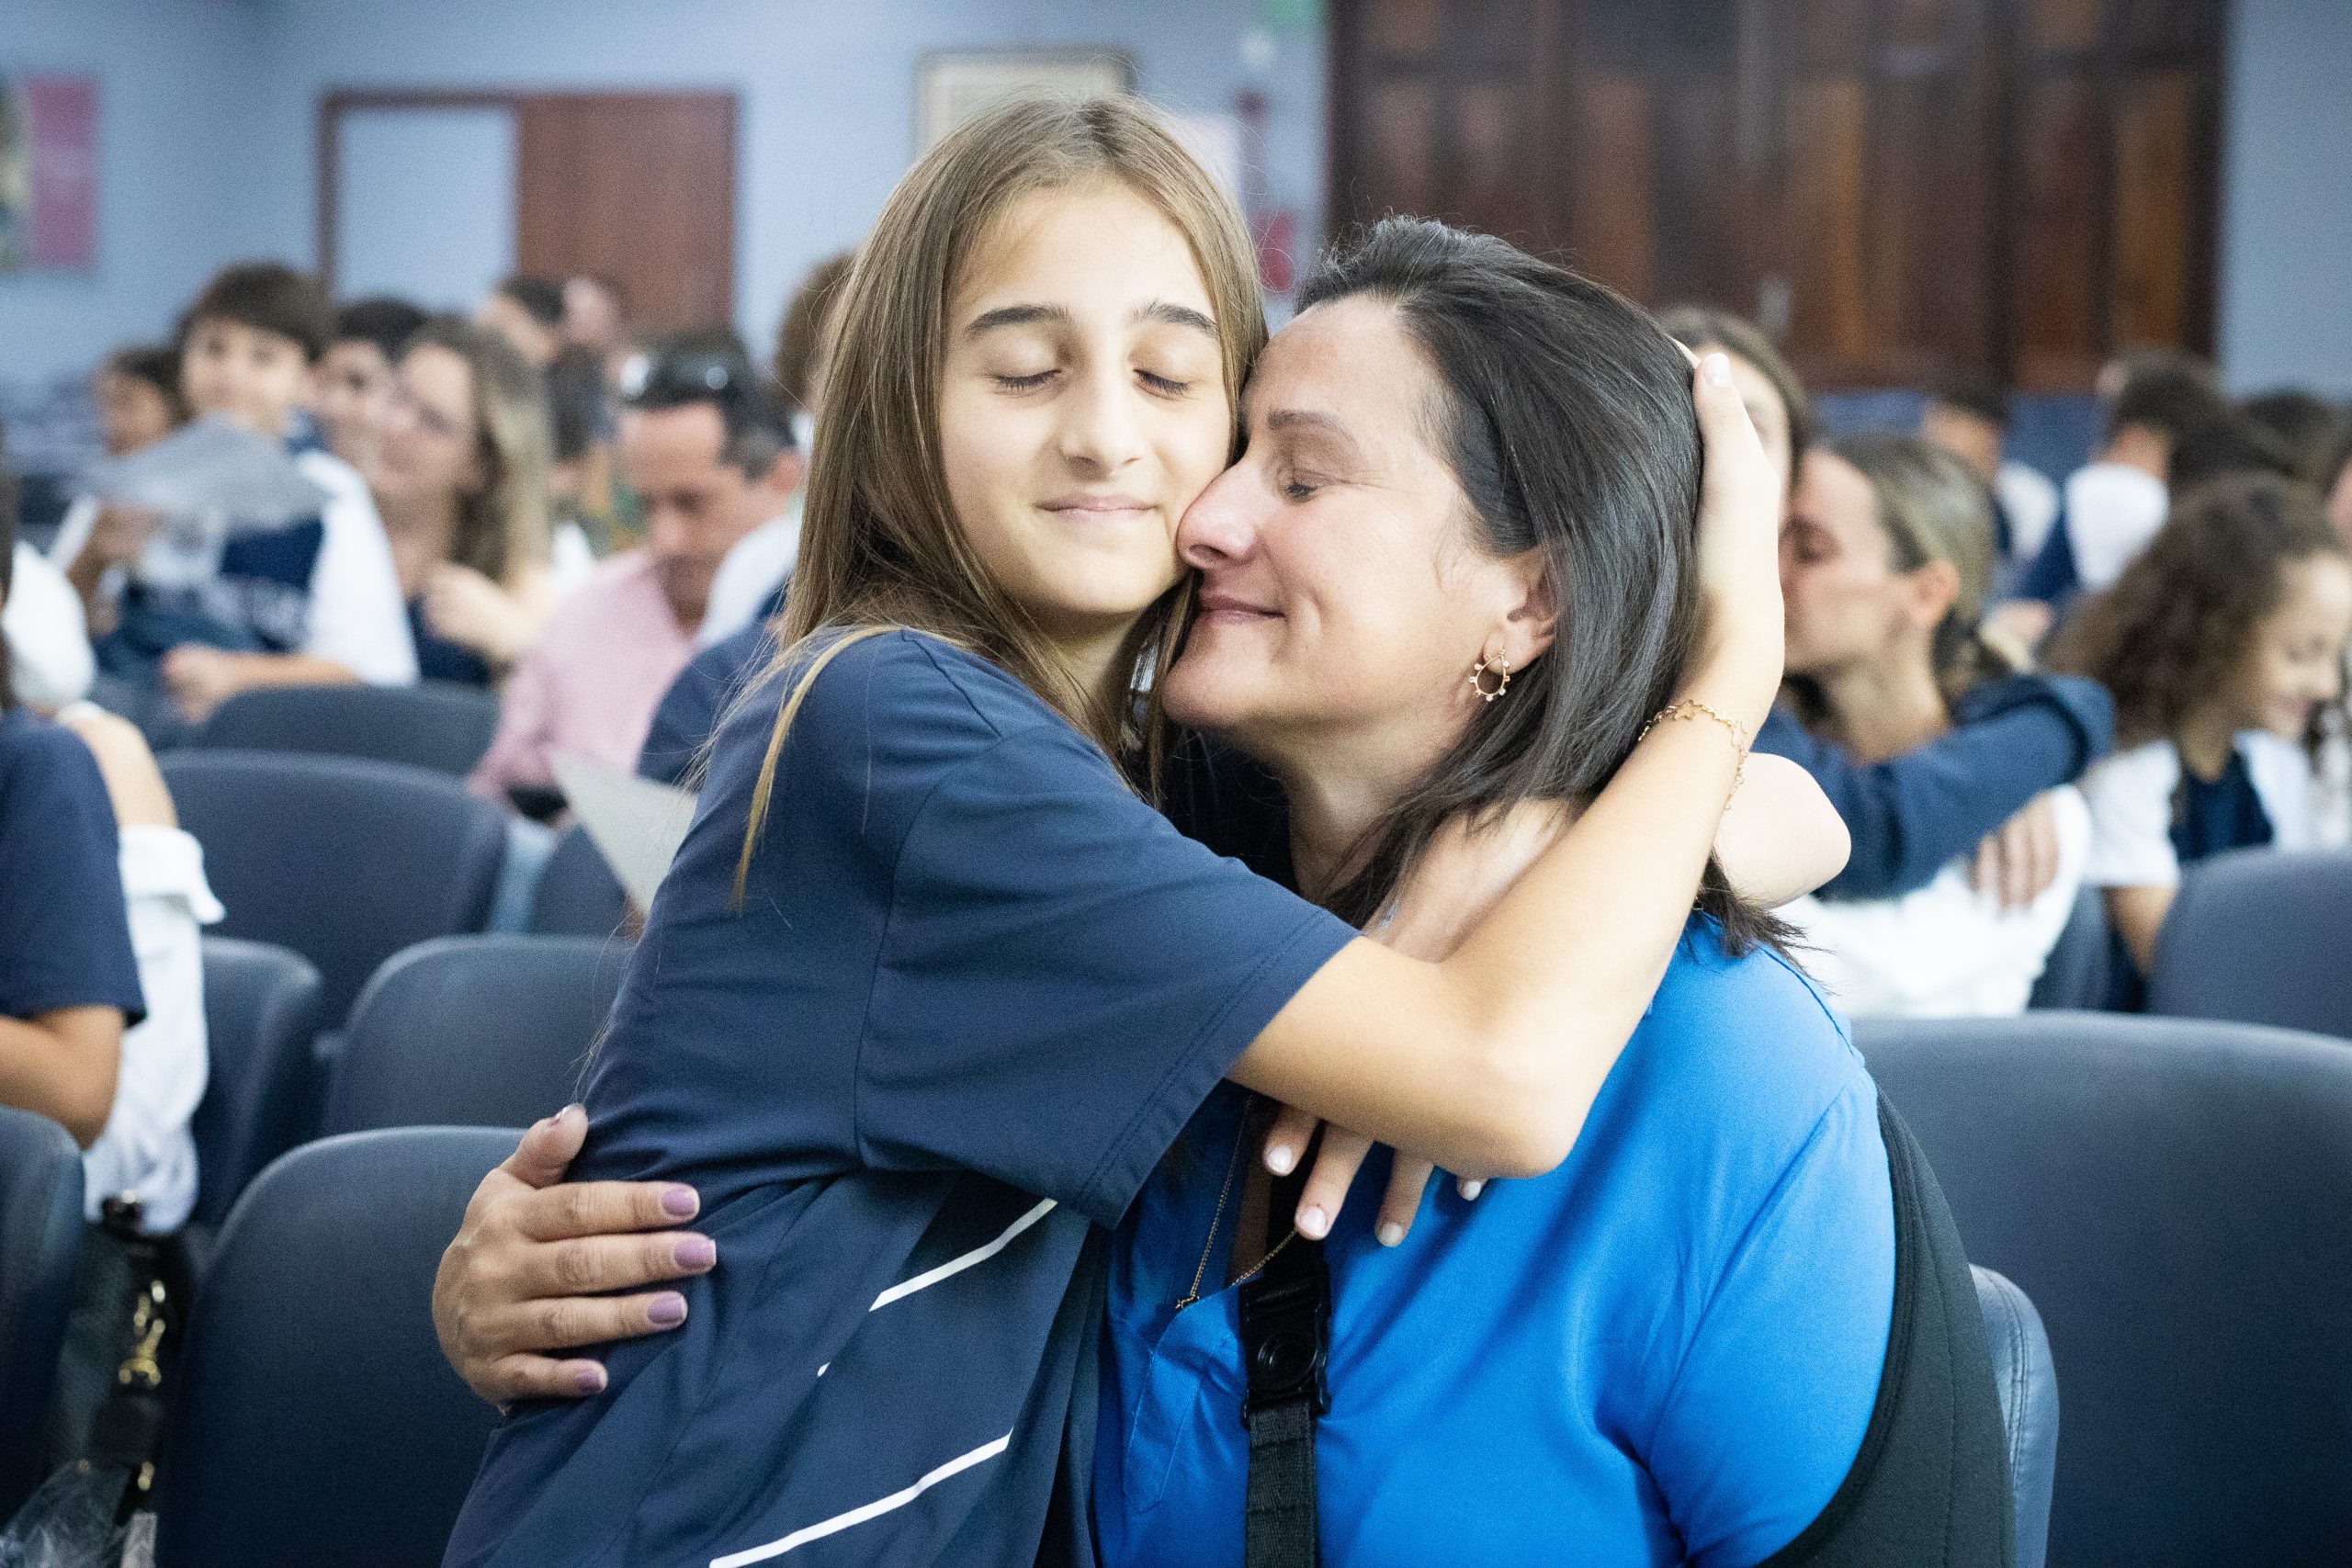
xmin=617 ymin=347 xmax=752 ymax=408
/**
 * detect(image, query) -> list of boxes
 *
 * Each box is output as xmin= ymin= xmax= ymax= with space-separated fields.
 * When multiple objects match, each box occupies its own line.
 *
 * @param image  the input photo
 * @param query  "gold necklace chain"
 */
xmin=1175 ymin=1104 xmax=1301 ymax=1312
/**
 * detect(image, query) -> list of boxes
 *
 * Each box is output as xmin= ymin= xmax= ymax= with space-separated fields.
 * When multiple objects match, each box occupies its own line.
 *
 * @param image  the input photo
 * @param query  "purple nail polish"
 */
xmin=572 ymin=1365 xmax=605 ymax=1395
xmin=675 ymin=1235 xmax=716 ymax=1270
xmin=648 ymin=1292 xmax=687 ymax=1326
xmin=661 ymin=1185 xmax=698 ymax=1219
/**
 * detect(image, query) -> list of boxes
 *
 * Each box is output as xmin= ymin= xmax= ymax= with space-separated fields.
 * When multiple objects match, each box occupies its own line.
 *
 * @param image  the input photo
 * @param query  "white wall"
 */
xmin=2219 ymin=0 xmax=2352 ymax=395
xmin=0 ymin=0 xmax=269 ymax=392
xmin=0 ymin=0 xmax=1323 ymax=432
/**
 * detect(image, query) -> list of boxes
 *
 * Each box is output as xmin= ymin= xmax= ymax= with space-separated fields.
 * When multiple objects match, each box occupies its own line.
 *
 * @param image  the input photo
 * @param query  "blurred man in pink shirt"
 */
xmin=470 ymin=334 xmax=800 ymax=807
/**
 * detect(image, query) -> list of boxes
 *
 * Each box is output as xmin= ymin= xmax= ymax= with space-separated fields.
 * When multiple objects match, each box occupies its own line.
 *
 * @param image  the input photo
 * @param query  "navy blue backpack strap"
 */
xmin=1239 ymin=1163 xmax=1327 ymax=1568
xmin=1760 ymin=1095 xmax=2015 ymax=1566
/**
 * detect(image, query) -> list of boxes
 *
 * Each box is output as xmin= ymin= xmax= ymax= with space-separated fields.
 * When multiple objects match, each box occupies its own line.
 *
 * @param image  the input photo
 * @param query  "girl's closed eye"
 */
xmin=992 ymin=367 xmax=1057 ymax=392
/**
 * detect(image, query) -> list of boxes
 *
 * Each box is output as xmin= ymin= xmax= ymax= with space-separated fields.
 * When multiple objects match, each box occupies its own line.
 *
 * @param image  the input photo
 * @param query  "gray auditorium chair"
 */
xmin=0 ymin=1108 xmax=85 ymax=1522
xmin=189 ymin=937 xmax=326 ymax=1229
xmin=321 ymin=934 xmax=628 ymax=1135
xmin=1859 ymin=1012 xmax=2352 ymax=1566
xmin=1973 ymin=1265 xmax=2059 ymax=1568
xmin=153 ymin=1128 xmax=513 ymax=1568
xmin=2148 ymin=845 xmax=2352 ymax=1038
xmin=193 ymin=682 xmax=501 ymax=779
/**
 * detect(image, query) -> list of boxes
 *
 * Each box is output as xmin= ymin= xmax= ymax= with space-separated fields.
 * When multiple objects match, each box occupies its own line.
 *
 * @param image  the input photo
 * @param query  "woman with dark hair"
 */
xmin=2057 ymin=474 xmax=2352 ymax=987
xmin=1776 ymin=435 xmax=2089 ymax=1016
xmin=430 ymin=99 xmax=1854 ymax=1568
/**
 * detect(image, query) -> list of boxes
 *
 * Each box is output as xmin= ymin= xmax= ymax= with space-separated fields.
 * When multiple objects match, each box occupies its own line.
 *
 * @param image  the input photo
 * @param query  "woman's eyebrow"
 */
xmin=1264 ymin=408 xmax=1362 ymax=457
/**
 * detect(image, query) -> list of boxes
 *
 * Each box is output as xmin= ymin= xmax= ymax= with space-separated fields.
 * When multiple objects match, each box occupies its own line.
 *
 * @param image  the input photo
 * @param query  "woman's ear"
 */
xmin=1503 ymin=558 xmax=1558 ymax=667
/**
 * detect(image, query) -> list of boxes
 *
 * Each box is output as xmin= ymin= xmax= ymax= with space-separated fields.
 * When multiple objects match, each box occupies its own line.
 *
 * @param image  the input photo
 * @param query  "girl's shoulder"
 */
xmin=744 ymin=627 xmax=1069 ymax=750
xmin=0 ymin=706 xmax=103 ymax=793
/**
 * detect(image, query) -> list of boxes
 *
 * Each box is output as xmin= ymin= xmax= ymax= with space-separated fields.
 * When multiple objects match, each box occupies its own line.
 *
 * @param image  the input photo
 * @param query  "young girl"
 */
xmin=368 ymin=317 xmax=587 ymax=686
xmin=2058 ymin=473 xmax=2352 ymax=986
xmin=437 ymin=96 xmax=1806 ymax=1568
xmin=1663 ymin=310 xmax=2114 ymax=912
xmin=1775 ymin=434 xmax=2090 ymax=1015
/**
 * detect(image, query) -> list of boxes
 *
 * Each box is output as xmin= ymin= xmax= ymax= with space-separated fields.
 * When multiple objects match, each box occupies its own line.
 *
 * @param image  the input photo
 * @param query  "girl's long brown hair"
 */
xmin=734 ymin=94 xmax=1265 ymax=898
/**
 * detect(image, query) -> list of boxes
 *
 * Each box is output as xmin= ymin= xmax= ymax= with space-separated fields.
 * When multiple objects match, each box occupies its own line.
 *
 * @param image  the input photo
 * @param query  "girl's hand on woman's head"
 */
xmin=433 ymin=1105 xmax=716 ymax=1407
xmin=1686 ymin=352 xmax=1787 ymax=728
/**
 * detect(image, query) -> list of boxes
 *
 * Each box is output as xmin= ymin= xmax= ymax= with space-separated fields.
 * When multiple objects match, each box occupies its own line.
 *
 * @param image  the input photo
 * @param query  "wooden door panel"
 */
xmin=2010 ymin=73 xmax=2107 ymax=389
xmin=1568 ymin=73 xmax=1655 ymax=299
xmin=515 ymin=93 xmax=735 ymax=333
xmin=2109 ymin=70 xmax=2196 ymax=348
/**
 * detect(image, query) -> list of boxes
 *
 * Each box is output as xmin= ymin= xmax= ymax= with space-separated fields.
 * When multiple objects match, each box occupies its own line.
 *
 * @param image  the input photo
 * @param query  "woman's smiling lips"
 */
xmin=1195 ymin=586 xmax=1282 ymax=625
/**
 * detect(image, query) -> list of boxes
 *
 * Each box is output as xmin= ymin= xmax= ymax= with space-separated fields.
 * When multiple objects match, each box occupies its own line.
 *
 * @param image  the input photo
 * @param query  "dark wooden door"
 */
xmin=1326 ymin=0 xmax=2222 ymax=390
xmin=515 ymin=93 xmax=736 ymax=333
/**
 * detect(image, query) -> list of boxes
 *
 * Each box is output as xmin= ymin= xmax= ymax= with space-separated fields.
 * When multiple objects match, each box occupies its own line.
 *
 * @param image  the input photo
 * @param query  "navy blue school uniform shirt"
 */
xmin=1758 ymin=671 xmax=2113 ymax=899
xmin=0 ymin=708 xmax=145 ymax=1026
xmin=446 ymin=630 xmax=1355 ymax=1568
xmin=638 ymin=616 xmax=778 ymax=788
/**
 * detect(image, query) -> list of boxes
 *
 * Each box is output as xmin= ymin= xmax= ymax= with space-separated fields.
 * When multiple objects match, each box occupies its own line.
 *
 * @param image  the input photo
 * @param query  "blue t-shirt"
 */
xmin=1095 ymin=921 xmax=1894 ymax=1568
xmin=446 ymin=630 xmax=1355 ymax=1568
xmin=0 ymin=707 xmax=145 ymax=1026
xmin=637 ymin=621 xmax=775 ymax=788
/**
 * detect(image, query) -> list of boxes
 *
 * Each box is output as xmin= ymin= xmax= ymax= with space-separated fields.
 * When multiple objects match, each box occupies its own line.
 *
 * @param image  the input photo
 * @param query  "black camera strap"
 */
xmin=1239 ymin=1164 xmax=1329 ymax=1568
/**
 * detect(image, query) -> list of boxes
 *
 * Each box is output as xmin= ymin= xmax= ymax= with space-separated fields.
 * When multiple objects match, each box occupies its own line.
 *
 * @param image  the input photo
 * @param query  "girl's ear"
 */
xmin=1905 ymin=558 xmax=1962 ymax=632
xmin=1503 ymin=557 xmax=1558 ymax=667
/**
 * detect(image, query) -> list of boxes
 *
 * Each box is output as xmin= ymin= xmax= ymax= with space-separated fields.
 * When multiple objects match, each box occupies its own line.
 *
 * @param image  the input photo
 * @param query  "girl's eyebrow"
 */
xmin=961 ymin=300 xmax=1217 ymax=339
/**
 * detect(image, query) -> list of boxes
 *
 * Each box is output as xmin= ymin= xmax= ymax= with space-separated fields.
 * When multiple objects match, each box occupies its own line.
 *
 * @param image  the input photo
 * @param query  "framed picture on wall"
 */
xmin=916 ymin=50 xmax=1134 ymax=153
xmin=0 ymin=73 xmax=98 ymax=273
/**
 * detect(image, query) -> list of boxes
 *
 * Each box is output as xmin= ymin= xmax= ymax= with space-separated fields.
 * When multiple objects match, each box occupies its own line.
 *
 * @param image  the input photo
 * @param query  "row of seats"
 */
xmin=16 ymin=1006 xmax=2352 ymax=1565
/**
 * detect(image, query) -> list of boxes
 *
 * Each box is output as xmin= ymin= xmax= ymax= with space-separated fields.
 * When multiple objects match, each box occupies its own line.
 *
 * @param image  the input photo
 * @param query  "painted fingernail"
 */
xmin=1298 ymin=1205 xmax=1329 ymax=1239
xmin=648 ymin=1292 xmax=688 ymax=1326
xmin=675 ymin=1235 xmax=716 ymax=1270
xmin=1377 ymin=1222 xmax=1405 ymax=1247
xmin=571 ymin=1364 xmax=607 ymax=1395
xmin=1460 ymin=1179 xmax=1486 ymax=1201
xmin=1265 ymin=1145 xmax=1295 ymax=1176
xmin=556 ymin=1103 xmax=586 ymax=1130
xmin=661 ymin=1185 xmax=699 ymax=1219
xmin=1702 ymin=352 xmax=1733 ymax=388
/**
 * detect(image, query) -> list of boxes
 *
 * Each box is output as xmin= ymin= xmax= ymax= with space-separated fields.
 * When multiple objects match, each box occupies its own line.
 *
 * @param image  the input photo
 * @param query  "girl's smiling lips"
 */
xmin=1038 ymin=491 xmax=1155 ymax=517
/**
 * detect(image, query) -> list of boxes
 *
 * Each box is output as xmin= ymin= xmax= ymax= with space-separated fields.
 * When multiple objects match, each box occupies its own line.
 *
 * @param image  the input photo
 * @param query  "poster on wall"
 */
xmin=917 ymin=51 xmax=1132 ymax=154
xmin=0 ymin=73 xmax=99 ymax=273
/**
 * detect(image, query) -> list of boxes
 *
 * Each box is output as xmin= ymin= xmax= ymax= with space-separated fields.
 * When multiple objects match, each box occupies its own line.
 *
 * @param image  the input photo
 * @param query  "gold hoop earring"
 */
xmin=1469 ymin=654 xmax=1511 ymax=702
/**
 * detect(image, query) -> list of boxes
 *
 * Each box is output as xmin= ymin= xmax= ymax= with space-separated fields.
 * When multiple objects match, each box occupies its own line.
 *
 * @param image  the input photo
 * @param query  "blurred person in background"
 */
xmin=2000 ymin=347 xmax=2227 ymax=634
xmin=1777 ymin=435 xmax=2088 ymax=1015
xmin=562 ymin=273 xmax=628 ymax=358
xmin=368 ymin=316 xmax=589 ymax=688
xmin=545 ymin=345 xmax=618 ymax=555
xmin=2 ymin=417 xmax=96 ymax=711
xmin=1919 ymin=367 xmax=2061 ymax=567
xmin=94 ymin=344 xmax=187 ymax=458
xmin=2328 ymin=426 xmax=2352 ymax=548
xmin=51 ymin=262 xmax=414 ymax=728
xmin=1664 ymin=306 xmax=2112 ymax=916
xmin=469 ymin=331 xmax=797 ymax=805
xmin=2238 ymin=389 xmax=2347 ymax=491
xmin=2057 ymin=474 xmax=2352 ymax=998
xmin=313 ymin=296 xmax=426 ymax=474
xmin=477 ymin=275 xmax=567 ymax=369
xmin=636 ymin=256 xmax=853 ymax=785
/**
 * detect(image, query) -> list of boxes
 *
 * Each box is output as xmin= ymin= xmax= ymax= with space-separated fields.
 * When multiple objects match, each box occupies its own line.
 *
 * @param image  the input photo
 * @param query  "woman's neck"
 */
xmin=376 ymin=489 xmax=461 ymax=597
xmin=1265 ymin=718 xmax=1457 ymax=901
xmin=1812 ymin=657 xmax=1951 ymax=764
xmin=2174 ymin=703 xmax=2240 ymax=782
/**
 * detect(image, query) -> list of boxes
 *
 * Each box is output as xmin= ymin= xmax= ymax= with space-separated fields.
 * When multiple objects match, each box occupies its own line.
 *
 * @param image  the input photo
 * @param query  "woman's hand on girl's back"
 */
xmin=1686 ymin=352 xmax=1788 ymax=728
xmin=433 ymin=1105 xmax=716 ymax=1405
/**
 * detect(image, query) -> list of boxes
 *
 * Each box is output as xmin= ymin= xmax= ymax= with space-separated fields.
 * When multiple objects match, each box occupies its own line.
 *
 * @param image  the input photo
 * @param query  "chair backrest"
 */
xmin=193 ymin=682 xmax=502 ymax=779
xmin=322 ymin=935 xmax=628 ymax=1135
xmin=1973 ymin=1265 xmax=2059 ymax=1568
xmin=528 ymin=821 xmax=631 ymax=939
xmin=2026 ymin=885 xmax=2110 ymax=1011
xmin=0 ymin=1108 xmax=85 ymax=1523
xmin=159 ymin=751 xmax=507 ymax=1024
xmin=153 ymin=1127 xmax=513 ymax=1568
xmin=1858 ymin=1012 xmax=2352 ymax=1565
xmin=2149 ymin=846 xmax=2352 ymax=1038
xmin=188 ymin=937 xmax=327 ymax=1230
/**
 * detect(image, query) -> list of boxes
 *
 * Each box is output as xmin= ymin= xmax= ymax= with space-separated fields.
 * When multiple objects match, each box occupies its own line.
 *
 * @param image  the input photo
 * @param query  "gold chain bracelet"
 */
xmin=1638 ymin=698 xmax=1751 ymax=795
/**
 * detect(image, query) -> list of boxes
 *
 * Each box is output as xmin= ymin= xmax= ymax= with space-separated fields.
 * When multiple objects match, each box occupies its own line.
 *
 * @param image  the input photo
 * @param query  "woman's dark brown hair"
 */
xmin=1296 ymin=219 xmax=1785 ymax=952
xmin=2052 ymin=473 xmax=2346 ymax=747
